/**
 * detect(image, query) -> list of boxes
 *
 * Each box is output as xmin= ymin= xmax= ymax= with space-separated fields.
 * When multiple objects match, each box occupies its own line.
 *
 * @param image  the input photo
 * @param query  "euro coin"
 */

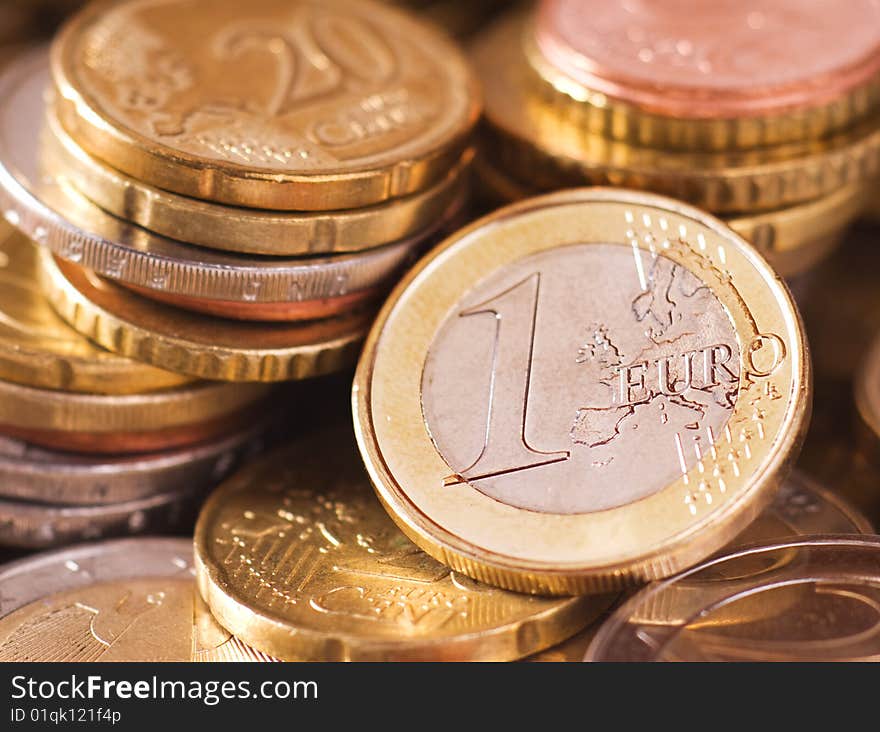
xmin=195 ymin=419 xmax=610 ymax=661
xmin=354 ymin=188 xmax=810 ymax=594
xmin=51 ymin=0 xmax=479 ymax=210
xmin=0 ymin=538 xmax=275 ymax=660
xmin=586 ymin=536 xmax=880 ymax=661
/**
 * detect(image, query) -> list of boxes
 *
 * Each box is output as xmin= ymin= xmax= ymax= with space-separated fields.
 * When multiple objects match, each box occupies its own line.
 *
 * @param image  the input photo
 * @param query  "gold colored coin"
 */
xmin=43 ymin=106 xmax=472 ymax=256
xmin=474 ymin=15 xmax=880 ymax=216
xmin=39 ymin=250 xmax=369 ymax=382
xmin=51 ymin=0 xmax=480 ymax=211
xmin=475 ymin=156 xmax=865 ymax=278
xmin=0 ymin=224 xmax=189 ymax=394
xmin=354 ymin=188 xmax=810 ymax=595
xmin=195 ymin=420 xmax=609 ymax=661
xmin=0 ymin=376 xmax=268 ymax=437
xmin=0 ymin=578 xmax=276 ymax=661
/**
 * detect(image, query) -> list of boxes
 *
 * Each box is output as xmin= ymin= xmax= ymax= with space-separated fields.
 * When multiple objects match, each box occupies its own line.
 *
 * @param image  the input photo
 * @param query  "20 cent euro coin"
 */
xmin=353 ymin=189 xmax=810 ymax=595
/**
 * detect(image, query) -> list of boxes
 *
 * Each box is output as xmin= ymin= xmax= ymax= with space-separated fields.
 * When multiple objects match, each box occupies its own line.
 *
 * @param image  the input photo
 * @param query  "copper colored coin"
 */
xmin=534 ymin=0 xmax=880 ymax=120
xmin=40 ymin=252 xmax=369 ymax=382
xmin=586 ymin=536 xmax=880 ymax=661
xmin=118 ymin=283 xmax=380 ymax=323
xmin=0 ymin=406 xmax=260 ymax=456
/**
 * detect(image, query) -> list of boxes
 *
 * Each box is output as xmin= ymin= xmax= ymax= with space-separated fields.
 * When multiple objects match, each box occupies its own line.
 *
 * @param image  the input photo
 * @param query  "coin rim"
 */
xmin=583 ymin=534 xmax=880 ymax=661
xmin=194 ymin=437 xmax=606 ymax=662
xmin=50 ymin=0 xmax=481 ymax=211
xmin=353 ymin=187 xmax=811 ymax=595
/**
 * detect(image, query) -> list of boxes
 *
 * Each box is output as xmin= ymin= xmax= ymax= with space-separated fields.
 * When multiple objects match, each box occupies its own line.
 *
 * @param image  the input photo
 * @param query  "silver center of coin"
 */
xmin=421 ymin=243 xmax=741 ymax=514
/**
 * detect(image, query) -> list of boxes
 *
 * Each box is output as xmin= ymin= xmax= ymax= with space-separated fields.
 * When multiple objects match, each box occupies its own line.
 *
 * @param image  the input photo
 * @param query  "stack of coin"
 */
xmin=0 ymin=0 xmax=479 ymax=383
xmin=184 ymin=189 xmax=868 ymax=662
xmin=472 ymin=1 xmax=880 ymax=278
xmin=0 ymin=223 xmax=270 ymax=550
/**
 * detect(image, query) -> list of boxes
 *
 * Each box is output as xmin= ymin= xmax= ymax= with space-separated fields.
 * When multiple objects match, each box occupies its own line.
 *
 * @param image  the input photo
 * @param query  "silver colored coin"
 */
xmin=0 ymin=423 xmax=263 ymax=506
xmin=0 ymin=489 xmax=204 ymax=549
xmin=0 ymin=537 xmax=196 ymax=617
xmin=0 ymin=49 xmax=456 ymax=304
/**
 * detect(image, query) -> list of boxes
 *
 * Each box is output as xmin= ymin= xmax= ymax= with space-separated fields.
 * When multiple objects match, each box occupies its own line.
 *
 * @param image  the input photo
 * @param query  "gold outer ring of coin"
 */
xmin=0 ymin=226 xmax=191 ymax=394
xmin=353 ymin=188 xmax=811 ymax=595
xmin=474 ymin=156 xmax=867 ymax=278
xmin=522 ymin=14 xmax=880 ymax=153
xmin=473 ymin=15 xmax=880 ymax=215
xmin=39 ymin=251 xmax=370 ymax=382
xmin=43 ymin=106 xmax=473 ymax=256
xmin=50 ymin=0 xmax=481 ymax=211
xmin=195 ymin=420 xmax=616 ymax=661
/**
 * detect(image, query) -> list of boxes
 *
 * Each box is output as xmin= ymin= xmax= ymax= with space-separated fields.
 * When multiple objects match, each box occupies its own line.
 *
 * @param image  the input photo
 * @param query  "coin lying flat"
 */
xmin=0 ymin=49 xmax=455 ymax=320
xmin=528 ymin=0 xmax=880 ymax=151
xmin=0 ymin=374 xmax=270 ymax=454
xmin=0 ymin=421 xmax=261 ymax=505
xmin=586 ymin=536 xmax=880 ymax=661
xmin=530 ymin=471 xmax=871 ymax=661
xmin=355 ymin=188 xmax=810 ymax=594
xmin=44 ymin=103 xmax=471 ymax=256
xmin=0 ymin=225 xmax=188 ymax=394
xmin=196 ymin=420 xmax=611 ymax=661
xmin=475 ymin=156 xmax=866 ymax=278
xmin=51 ymin=0 xmax=479 ymax=211
xmin=0 ymin=538 xmax=275 ymax=660
xmin=474 ymin=14 xmax=880 ymax=215
xmin=0 ymin=490 xmax=199 ymax=550
xmin=40 ymin=251 xmax=368 ymax=382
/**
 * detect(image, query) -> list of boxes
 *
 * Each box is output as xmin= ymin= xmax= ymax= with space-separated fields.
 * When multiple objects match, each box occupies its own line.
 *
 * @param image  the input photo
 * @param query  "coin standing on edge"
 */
xmin=0 ymin=538 xmax=276 ymax=660
xmin=354 ymin=189 xmax=810 ymax=595
xmin=196 ymin=420 xmax=611 ymax=661
xmin=586 ymin=535 xmax=880 ymax=661
xmin=51 ymin=0 xmax=480 ymax=210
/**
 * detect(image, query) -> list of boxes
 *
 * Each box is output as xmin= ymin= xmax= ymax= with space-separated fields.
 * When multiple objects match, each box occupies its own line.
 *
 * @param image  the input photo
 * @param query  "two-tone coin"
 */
xmin=196 ymin=419 xmax=613 ymax=661
xmin=586 ymin=536 xmax=880 ymax=661
xmin=0 ymin=538 xmax=275 ymax=660
xmin=354 ymin=189 xmax=810 ymax=594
